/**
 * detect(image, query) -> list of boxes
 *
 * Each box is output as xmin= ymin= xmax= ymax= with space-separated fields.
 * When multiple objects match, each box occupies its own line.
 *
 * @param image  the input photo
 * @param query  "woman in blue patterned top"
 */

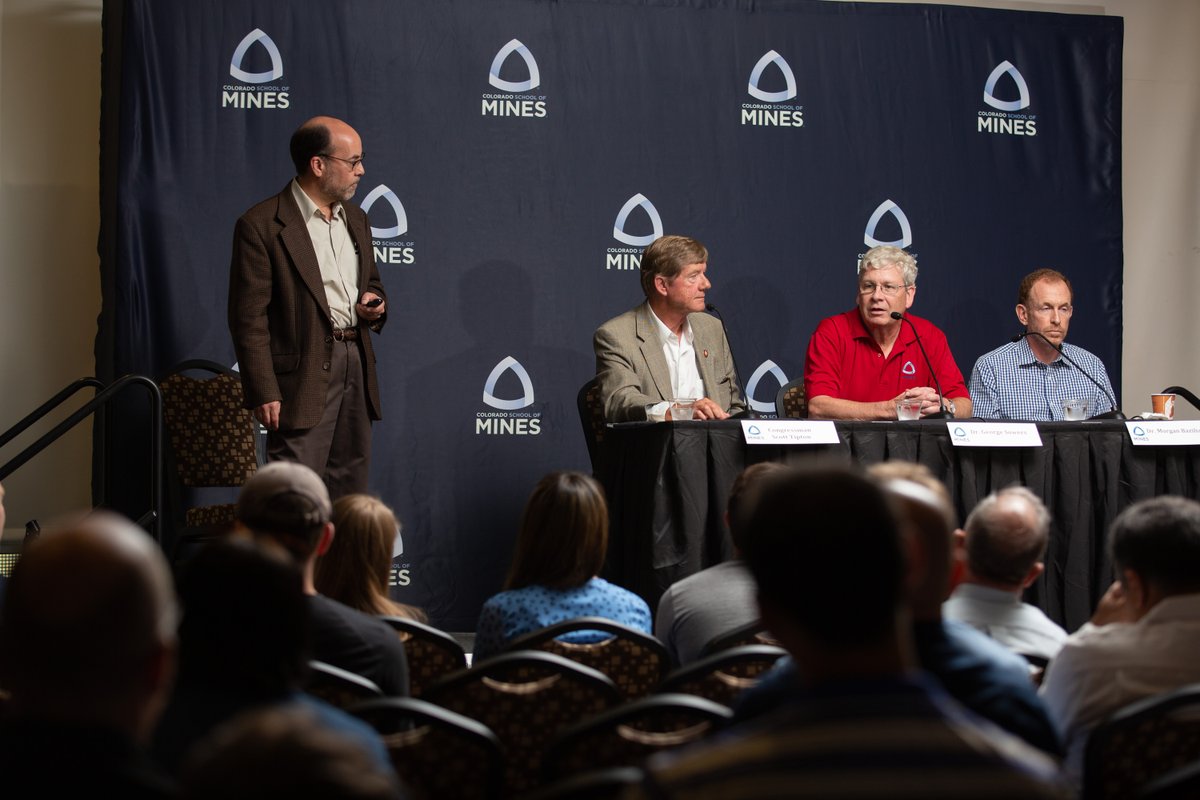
xmin=472 ymin=471 xmax=652 ymax=661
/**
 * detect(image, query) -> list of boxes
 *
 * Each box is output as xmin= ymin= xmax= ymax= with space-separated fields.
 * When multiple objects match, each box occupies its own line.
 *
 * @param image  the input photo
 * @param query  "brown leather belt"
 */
xmin=332 ymin=327 xmax=358 ymax=342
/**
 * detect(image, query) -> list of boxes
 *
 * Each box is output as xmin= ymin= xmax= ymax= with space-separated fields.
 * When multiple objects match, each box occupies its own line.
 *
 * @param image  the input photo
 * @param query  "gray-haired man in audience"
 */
xmin=944 ymin=486 xmax=1067 ymax=662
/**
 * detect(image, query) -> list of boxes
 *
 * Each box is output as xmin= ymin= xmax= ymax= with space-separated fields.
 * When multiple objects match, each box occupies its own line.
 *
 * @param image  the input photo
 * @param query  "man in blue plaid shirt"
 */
xmin=969 ymin=269 xmax=1116 ymax=421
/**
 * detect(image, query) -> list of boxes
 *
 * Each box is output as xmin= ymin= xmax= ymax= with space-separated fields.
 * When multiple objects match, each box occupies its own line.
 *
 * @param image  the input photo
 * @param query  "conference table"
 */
xmin=594 ymin=419 xmax=1200 ymax=633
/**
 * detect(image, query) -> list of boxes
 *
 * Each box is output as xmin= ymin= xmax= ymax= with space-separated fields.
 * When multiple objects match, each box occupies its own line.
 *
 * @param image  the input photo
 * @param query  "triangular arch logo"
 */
xmin=230 ymin=29 xmax=283 ymax=84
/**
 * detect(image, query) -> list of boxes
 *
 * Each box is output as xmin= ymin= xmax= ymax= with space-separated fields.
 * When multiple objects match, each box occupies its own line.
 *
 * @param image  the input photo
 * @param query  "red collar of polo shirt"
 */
xmin=847 ymin=308 xmax=916 ymax=355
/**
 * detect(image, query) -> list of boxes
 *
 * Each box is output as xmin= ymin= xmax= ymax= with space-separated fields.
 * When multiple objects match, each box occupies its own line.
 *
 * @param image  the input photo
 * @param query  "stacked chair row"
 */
xmin=305 ymin=616 xmax=786 ymax=799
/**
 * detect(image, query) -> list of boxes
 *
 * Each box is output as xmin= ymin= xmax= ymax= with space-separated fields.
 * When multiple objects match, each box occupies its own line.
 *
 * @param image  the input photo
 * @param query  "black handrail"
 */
xmin=0 ymin=377 xmax=104 ymax=450
xmin=0 ymin=374 xmax=162 ymax=542
xmin=1161 ymin=386 xmax=1200 ymax=412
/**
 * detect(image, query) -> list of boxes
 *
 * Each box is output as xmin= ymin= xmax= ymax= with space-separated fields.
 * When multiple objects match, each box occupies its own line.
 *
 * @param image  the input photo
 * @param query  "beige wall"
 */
xmin=0 ymin=0 xmax=102 ymax=534
xmin=0 ymin=0 xmax=1196 ymax=532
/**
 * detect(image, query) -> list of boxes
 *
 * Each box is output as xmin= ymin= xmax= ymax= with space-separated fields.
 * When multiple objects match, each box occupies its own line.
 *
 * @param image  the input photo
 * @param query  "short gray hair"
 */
xmin=858 ymin=245 xmax=917 ymax=286
xmin=964 ymin=486 xmax=1051 ymax=586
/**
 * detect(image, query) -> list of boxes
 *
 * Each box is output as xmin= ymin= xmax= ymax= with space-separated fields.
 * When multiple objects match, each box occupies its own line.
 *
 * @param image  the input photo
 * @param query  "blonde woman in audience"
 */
xmin=472 ymin=471 xmax=651 ymax=661
xmin=315 ymin=494 xmax=426 ymax=622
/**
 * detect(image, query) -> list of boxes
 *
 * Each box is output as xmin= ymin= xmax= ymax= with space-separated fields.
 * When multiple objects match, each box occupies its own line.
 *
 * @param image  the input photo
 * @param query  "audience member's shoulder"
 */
xmin=944 ymin=618 xmax=1031 ymax=678
xmin=310 ymin=594 xmax=395 ymax=637
xmin=592 ymin=576 xmax=649 ymax=605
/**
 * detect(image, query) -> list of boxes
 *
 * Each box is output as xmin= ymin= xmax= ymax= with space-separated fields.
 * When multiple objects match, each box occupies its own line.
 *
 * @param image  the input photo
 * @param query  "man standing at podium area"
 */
xmin=593 ymin=235 xmax=746 ymax=423
xmin=803 ymin=245 xmax=972 ymax=420
xmin=229 ymin=116 xmax=387 ymax=499
xmin=969 ymin=268 xmax=1116 ymax=421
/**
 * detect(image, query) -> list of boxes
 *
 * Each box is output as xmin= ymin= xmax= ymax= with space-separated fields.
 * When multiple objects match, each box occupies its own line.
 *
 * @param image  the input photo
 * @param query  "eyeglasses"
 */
xmin=319 ymin=153 xmax=365 ymax=170
xmin=1026 ymin=304 xmax=1073 ymax=317
xmin=858 ymin=281 xmax=910 ymax=297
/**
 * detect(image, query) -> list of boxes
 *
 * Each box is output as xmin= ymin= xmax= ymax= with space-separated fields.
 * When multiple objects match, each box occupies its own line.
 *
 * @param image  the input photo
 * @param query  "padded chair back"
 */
xmin=699 ymin=620 xmax=779 ymax=658
xmin=774 ymin=377 xmax=807 ymax=419
xmin=657 ymin=645 xmax=787 ymax=708
xmin=304 ymin=660 xmax=383 ymax=710
xmin=524 ymin=767 xmax=643 ymax=800
xmin=1083 ymin=683 xmax=1200 ymax=800
xmin=1139 ymin=759 xmax=1200 ymax=800
xmin=577 ymin=377 xmax=606 ymax=469
xmin=543 ymin=693 xmax=730 ymax=783
xmin=350 ymin=697 xmax=503 ymax=800
xmin=159 ymin=360 xmax=259 ymax=531
xmin=508 ymin=617 xmax=669 ymax=701
xmin=379 ymin=616 xmax=468 ymax=698
xmin=424 ymin=650 xmax=622 ymax=797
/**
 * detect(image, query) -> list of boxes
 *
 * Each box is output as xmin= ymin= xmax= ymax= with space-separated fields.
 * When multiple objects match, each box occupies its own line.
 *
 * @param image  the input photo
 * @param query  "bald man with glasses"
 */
xmin=229 ymin=116 xmax=388 ymax=498
xmin=803 ymin=245 xmax=972 ymax=420
xmin=969 ymin=268 xmax=1116 ymax=420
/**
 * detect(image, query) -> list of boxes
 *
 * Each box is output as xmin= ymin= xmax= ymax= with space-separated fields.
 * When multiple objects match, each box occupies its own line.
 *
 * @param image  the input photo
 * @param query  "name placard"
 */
xmin=947 ymin=422 xmax=1043 ymax=447
xmin=741 ymin=420 xmax=841 ymax=445
xmin=1126 ymin=421 xmax=1200 ymax=446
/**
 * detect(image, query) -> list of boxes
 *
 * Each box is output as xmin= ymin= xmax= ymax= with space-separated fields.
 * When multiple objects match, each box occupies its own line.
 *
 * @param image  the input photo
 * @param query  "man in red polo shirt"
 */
xmin=804 ymin=246 xmax=972 ymax=420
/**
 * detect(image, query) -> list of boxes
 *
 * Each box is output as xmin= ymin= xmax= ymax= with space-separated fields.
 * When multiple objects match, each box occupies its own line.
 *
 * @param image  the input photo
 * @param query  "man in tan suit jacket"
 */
xmin=229 ymin=116 xmax=386 ymax=498
xmin=593 ymin=235 xmax=745 ymax=423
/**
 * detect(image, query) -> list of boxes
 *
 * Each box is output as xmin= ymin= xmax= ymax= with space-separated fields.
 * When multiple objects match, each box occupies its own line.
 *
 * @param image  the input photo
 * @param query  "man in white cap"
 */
xmin=236 ymin=461 xmax=408 ymax=696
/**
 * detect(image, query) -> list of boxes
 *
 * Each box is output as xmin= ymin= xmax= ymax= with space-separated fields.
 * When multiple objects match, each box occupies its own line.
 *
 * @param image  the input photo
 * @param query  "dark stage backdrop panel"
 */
xmin=98 ymin=0 xmax=1123 ymax=629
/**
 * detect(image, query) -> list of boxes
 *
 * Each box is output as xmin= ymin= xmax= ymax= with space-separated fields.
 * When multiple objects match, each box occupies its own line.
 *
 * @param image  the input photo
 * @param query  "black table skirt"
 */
xmin=595 ymin=419 xmax=1200 ymax=632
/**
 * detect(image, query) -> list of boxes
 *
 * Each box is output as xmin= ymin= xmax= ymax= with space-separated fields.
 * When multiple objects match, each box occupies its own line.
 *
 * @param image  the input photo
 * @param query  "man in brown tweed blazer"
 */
xmin=229 ymin=116 xmax=387 ymax=499
xmin=592 ymin=235 xmax=745 ymax=423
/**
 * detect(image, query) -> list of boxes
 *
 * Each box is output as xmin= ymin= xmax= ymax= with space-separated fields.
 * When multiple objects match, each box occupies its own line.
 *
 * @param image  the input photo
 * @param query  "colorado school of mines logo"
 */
xmin=978 ymin=60 xmax=1037 ymax=137
xmin=606 ymin=193 xmax=663 ymax=271
xmin=359 ymin=185 xmax=415 ymax=266
xmin=743 ymin=360 xmax=790 ymax=415
xmin=742 ymin=50 xmax=804 ymax=128
xmin=222 ymin=29 xmax=289 ymax=109
xmin=477 ymin=356 xmax=542 ymax=435
xmin=482 ymin=39 xmax=547 ymax=118
xmin=863 ymin=199 xmax=913 ymax=250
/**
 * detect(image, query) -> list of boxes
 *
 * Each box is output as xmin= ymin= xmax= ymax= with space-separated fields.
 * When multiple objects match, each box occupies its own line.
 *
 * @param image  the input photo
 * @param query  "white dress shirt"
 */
xmin=1039 ymin=593 xmax=1200 ymax=787
xmin=646 ymin=310 xmax=705 ymax=422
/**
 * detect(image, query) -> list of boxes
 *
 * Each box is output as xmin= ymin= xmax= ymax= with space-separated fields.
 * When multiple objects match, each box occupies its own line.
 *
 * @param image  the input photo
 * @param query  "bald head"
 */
xmin=0 ymin=513 xmax=177 ymax=734
xmin=963 ymin=487 xmax=1051 ymax=588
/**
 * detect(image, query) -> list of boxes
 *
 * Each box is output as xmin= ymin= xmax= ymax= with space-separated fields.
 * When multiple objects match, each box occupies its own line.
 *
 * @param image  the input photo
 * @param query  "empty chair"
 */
xmin=508 ymin=617 xmax=669 ymax=700
xmin=1083 ymin=683 xmax=1200 ymax=800
xmin=657 ymin=645 xmax=787 ymax=708
xmin=159 ymin=359 xmax=260 ymax=557
xmin=304 ymin=660 xmax=383 ymax=710
xmin=543 ymin=693 xmax=731 ymax=783
xmin=577 ymin=377 xmax=607 ymax=470
xmin=350 ymin=697 xmax=504 ymax=800
xmin=424 ymin=650 xmax=621 ymax=797
xmin=379 ymin=616 xmax=468 ymax=698
xmin=774 ymin=377 xmax=807 ymax=419
xmin=698 ymin=620 xmax=779 ymax=659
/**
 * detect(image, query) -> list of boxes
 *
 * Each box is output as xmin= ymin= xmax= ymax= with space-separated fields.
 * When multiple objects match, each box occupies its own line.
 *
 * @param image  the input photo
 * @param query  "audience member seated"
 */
xmin=736 ymin=463 xmax=1063 ymax=757
xmin=944 ymin=486 xmax=1067 ymax=662
xmin=631 ymin=465 xmax=1067 ymax=799
xmin=1040 ymin=495 xmax=1200 ymax=787
xmin=473 ymin=471 xmax=651 ymax=661
xmin=315 ymin=494 xmax=426 ymax=621
xmin=0 ymin=512 xmax=179 ymax=797
xmin=180 ymin=706 xmax=403 ymax=799
xmin=151 ymin=537 xmax=389 ymax=776
xmin=235 ymin=461 xmax=409 ymax=696
xmin=655 ymin=462 xmax=785 ymax=666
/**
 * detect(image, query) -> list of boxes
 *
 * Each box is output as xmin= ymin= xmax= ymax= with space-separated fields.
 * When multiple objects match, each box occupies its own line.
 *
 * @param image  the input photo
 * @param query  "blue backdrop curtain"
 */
xmin=98 ymin=0 xmax=1123 ymax=629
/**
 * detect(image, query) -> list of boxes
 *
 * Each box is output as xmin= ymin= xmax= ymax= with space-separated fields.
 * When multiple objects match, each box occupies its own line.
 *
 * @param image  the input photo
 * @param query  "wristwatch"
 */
xmin=945 ymin=399 xmax=957 ymax=416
